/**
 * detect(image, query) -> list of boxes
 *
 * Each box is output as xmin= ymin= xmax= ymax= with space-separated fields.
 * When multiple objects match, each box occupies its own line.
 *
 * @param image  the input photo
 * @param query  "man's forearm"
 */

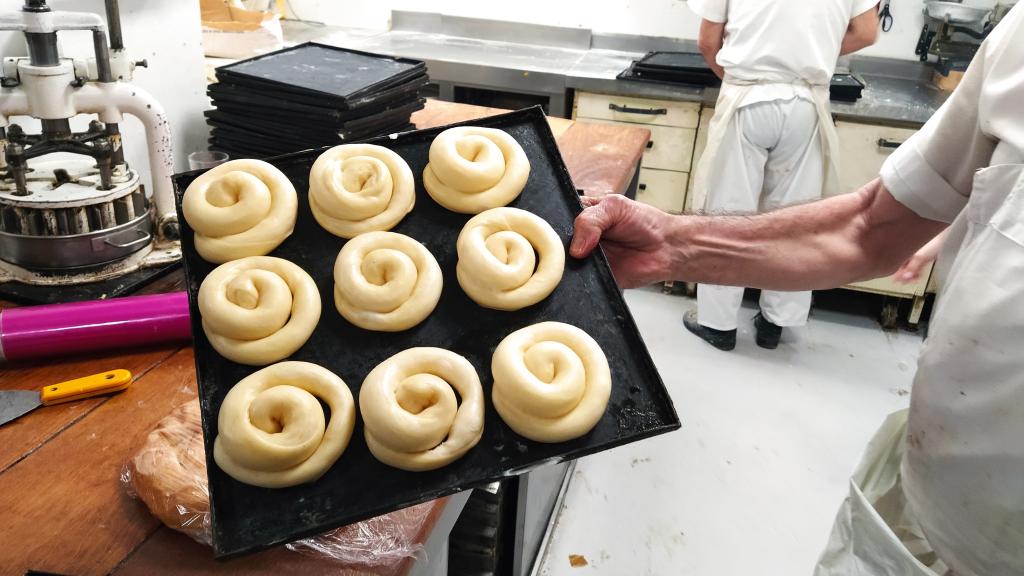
xmin=840 ymin=32 xmax=872 ymax=55
xmin=697 ymin=20 xmax=727 ymax=79
xmin=700 ymin=46 xmax=725 ymax=79
xmin=661 ymin=179 xmax=946 ymax=290
xmin=840 ymin=8 xmax=880 ymax=55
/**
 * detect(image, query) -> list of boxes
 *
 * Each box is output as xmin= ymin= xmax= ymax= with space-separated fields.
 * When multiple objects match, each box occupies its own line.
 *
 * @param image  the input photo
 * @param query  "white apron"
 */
xmin=815 ymin=163 xmax=1024 ymax=576
xmin=692 ymin=77 xmax=841 ymax=211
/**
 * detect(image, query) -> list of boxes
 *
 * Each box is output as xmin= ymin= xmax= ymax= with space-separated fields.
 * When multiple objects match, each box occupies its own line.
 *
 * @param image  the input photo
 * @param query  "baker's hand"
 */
xmin=570 ymin=194 xmax=674 ymax=289
xmin=894 ymin=228 xmax=948 ymax=284
xmin=894 ymin=251 xmax=932 ymax=284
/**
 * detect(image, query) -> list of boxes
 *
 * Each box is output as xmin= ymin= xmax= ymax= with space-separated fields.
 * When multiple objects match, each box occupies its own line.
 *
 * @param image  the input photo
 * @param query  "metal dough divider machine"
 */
xmin=0 ymin=0 xmax=179 ymax=289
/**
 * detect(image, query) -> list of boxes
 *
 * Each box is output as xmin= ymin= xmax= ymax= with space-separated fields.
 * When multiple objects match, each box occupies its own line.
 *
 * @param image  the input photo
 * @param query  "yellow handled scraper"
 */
xmin=0 ymin=369 xmax=133 ymax=426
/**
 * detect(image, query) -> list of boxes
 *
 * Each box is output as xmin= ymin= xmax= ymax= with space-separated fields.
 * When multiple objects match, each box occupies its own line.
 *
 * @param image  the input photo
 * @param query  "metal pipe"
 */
xmin=0 ymin=126 xmax=7 ymax=171
xmin=91 ymin=29 xmax=112 ymax=82
xmin=0 ymin=88 xmax=31 ymax=127
xmin=6 ymin=143 xmax=28 ymax=196
xmin=95 ymin=136 xmax=113 ymax=189
xmin=105 ymin=122 xmax=124 ymax=166
xmin=103 ymin=0 xmax=123 ymax=51
xmin=40 ymin=118 xmax=70 ymax=139
xmin=72 ymin=82 xmax=176 ymax=225
xmin=22 ymin=0 xmax=50 ymax=13
xmin=24 ymin=32 xmax=59 ymax=66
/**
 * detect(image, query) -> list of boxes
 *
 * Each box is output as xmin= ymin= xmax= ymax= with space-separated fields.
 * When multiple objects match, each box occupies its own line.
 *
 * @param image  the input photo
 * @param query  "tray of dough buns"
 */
xmin=172 ymin=105 xmax=680 ymax=558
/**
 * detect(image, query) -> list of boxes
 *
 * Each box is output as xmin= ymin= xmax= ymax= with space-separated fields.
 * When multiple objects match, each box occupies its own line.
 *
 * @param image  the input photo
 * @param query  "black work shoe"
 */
xmin=684 ymin=310 xmax=736 ymax=351
xmin=753 ymin=312 xmax=782 ymax=349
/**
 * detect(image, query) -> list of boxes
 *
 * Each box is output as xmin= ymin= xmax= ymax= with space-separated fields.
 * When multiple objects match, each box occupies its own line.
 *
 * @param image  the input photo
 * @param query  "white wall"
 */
xmin=287 ymin=0 xmax=1006 ymax=61
xmin=0 ymin=0 xmax=209 ymax=190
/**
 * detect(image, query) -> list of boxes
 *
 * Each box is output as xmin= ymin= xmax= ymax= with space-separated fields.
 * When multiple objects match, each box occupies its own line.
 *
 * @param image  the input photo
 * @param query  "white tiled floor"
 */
xmin=537 ymin=288 xmax=923 ymax=575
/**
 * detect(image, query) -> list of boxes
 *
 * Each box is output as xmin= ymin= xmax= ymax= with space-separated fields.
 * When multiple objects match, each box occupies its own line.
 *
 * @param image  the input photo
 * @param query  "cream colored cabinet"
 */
xmin=573 ymin=91 xmax=700 ymax=214
xmin=835 ymin=120 xmax=930 ymax=327
xmin=575 ymin=92 xmax=700 ymax=128
xmin=835 ymin=121 xmax=918 ymax=196
xmin=637 ymin=169 xmax=690 ymax=213
xmin=584 ymin=120 xmax=696 ymax=173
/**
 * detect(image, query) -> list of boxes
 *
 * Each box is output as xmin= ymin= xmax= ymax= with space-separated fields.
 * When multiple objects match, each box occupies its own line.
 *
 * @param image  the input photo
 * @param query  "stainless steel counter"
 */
xmin=829 ymin=75 xmax=949 ymax=126
xmin=564 ymin=45 xmax=948 ymax=125
xmin=282 ymin=18 xmax=949 ymax=127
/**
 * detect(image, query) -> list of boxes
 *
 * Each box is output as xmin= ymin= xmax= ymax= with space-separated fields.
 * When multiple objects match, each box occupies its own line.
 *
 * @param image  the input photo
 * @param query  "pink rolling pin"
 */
xmin=0 ymin=292 xmax=192 ymax=362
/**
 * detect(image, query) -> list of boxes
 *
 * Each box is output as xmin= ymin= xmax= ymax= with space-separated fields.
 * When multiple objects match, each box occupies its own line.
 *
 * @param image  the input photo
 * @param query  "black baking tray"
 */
xmin=207 ymin=119 xmax=417 ymax=157
xmin=619 ymin=53 xmax=866 ymax=102
xmin=617 ymin=51 xmax=721 ymax=88
xmin=829 ymin=73 xmax=865 ymax=102
xmin=205 ymin=96 xmax=425 ymax=134
xmin=208 ymin=74 xmax=429 ymax=114
xmin=638 ymin=51 xmax=715 ymax=73
xmin=207 ymin=125 xmax=421 ymax=159
xmin=205 ymin=101 xmax=425 ymax=146
xmin=618 ymin=60 xmax=721 ymax=87
xmin=214 ymin=43 xmax=427 ymax=106
xmin=174 ymin=106 xmax=680 ymax=559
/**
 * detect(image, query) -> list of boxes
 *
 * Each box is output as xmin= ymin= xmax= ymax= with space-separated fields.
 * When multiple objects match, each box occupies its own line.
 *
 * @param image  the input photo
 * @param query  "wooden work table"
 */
xmin=0 ymin=100 xmax=648 ymax=576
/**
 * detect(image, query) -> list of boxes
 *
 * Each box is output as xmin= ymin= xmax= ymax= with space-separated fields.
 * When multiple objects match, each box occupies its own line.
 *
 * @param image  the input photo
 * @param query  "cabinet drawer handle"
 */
xmin=639 ymin=183 xmax=647 ymax=191
xmin=877 ymin=138 xmax=904 ymax=149
xmin=646 ymin=140 xmax=654 ymax=149
xmin=609 ymin=103 xmax=668 ymax=116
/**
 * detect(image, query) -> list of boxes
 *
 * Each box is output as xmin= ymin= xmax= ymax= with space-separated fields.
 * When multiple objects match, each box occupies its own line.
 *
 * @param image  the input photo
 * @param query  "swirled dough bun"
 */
xmin=199 ymin=256 xmax=321 ymax=366
xmin=492 ymin=322 xmax=611 ymax=443
xmin=456 ymin=207 xmax=564 ymax=311
xmin=360 ymin=348 xmax=484 ymax=471
xmin=309 ymin=144 xmax=415 ymax=238
xmin=334 ymin=231 xmax=443 ymax=332
xmin=423 ymin=127 xmax=530 ymax=214
xmin=182 ymin=159 xmax=298 ymax=263
xmin=214 ymin=361 xmax=355 ymax=488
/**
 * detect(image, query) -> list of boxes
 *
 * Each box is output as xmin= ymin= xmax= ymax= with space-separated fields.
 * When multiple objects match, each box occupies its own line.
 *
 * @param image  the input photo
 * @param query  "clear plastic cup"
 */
xmin=188 ymin=150 xmax=229 ymax=170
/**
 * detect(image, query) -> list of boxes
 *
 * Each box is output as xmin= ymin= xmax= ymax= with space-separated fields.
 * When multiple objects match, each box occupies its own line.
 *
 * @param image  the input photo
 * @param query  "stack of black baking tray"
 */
xmin=207 ymin=42 xmax=429 ymax=158
xmin=173 ymin=106 xmax=681 ymax=558
xmin=829 ymin=73 xmax=866 ymax=102
xmin=619 ymin=51 xmax=866 ymax=101
xmin=617 ymin=51 xmax=721 ymax=87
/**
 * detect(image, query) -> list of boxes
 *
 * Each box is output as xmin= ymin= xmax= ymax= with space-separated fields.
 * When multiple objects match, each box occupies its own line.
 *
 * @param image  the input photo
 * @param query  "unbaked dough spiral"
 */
xmin=492 ymin=322 xmax=611 ymax=443
xmin=423 ymin=127 xmax=530 ymax=214
xmin=309 ymin=144 xmax=415 ymax=238
xmin=214 ymin=362 xmax=355 ymax=488
xmin=333 ymin=232 xmax=443 ymax=332
xmin=199 ymin=256 xmax=321 ymax=366
xmin=457 ymin=207 xmax=565 ymax=311
xmin=182 ymin=159 xmax=298 ymax=263
xmin=360 ymin=348 xmax=484 ymax=471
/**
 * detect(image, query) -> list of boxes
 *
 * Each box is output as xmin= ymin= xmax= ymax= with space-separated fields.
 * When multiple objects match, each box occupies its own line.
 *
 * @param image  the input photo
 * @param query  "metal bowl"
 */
xmin=0 ymin=208 xmax=153 ymax=271
xmin=924 ymin=1 xmax=992 ymax=24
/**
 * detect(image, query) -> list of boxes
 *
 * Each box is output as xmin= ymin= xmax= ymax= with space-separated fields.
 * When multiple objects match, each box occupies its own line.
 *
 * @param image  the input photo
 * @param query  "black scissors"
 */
xmin=880 ymin=0 xmax=894 ymax=32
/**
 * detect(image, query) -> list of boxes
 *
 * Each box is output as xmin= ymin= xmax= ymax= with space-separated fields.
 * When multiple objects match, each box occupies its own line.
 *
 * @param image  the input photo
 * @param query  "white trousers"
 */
xmin=697 ymin=97 xmax=823 ymax=331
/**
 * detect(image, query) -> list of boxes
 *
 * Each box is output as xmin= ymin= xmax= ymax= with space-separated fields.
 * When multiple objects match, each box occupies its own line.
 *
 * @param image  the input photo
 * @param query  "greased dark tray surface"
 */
xmin=173 ymin=106 xmax=680 ymax=558
xmin=214 ymin=42 xmax=427 ymax=106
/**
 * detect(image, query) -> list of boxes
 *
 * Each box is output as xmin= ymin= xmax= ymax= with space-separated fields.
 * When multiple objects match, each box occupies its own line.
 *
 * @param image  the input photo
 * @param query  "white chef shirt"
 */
xmin=880 ymin=5 xmax=1024 ymax=222
xmin=878 ymin=5 xmax=1024 ymax=575
xmin=687 ymin=0 xmax=878 ymax=105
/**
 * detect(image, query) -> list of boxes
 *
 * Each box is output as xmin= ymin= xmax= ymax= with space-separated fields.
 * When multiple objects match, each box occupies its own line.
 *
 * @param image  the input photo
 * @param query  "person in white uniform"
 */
xmin=684 ymin=0 xmax=879 ymax=350
xmin=570 ymin=4 xmax=1024 ymax=573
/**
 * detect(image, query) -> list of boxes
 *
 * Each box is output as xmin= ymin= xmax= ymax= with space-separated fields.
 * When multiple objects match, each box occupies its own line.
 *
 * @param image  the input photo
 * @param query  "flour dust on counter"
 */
xmin=538 ymin=287 xmax=922 ymax=575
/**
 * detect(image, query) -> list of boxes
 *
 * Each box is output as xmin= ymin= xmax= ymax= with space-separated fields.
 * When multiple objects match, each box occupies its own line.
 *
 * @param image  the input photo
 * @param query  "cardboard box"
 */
xmin=200 ymin=0 xmax=283 ymax=59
